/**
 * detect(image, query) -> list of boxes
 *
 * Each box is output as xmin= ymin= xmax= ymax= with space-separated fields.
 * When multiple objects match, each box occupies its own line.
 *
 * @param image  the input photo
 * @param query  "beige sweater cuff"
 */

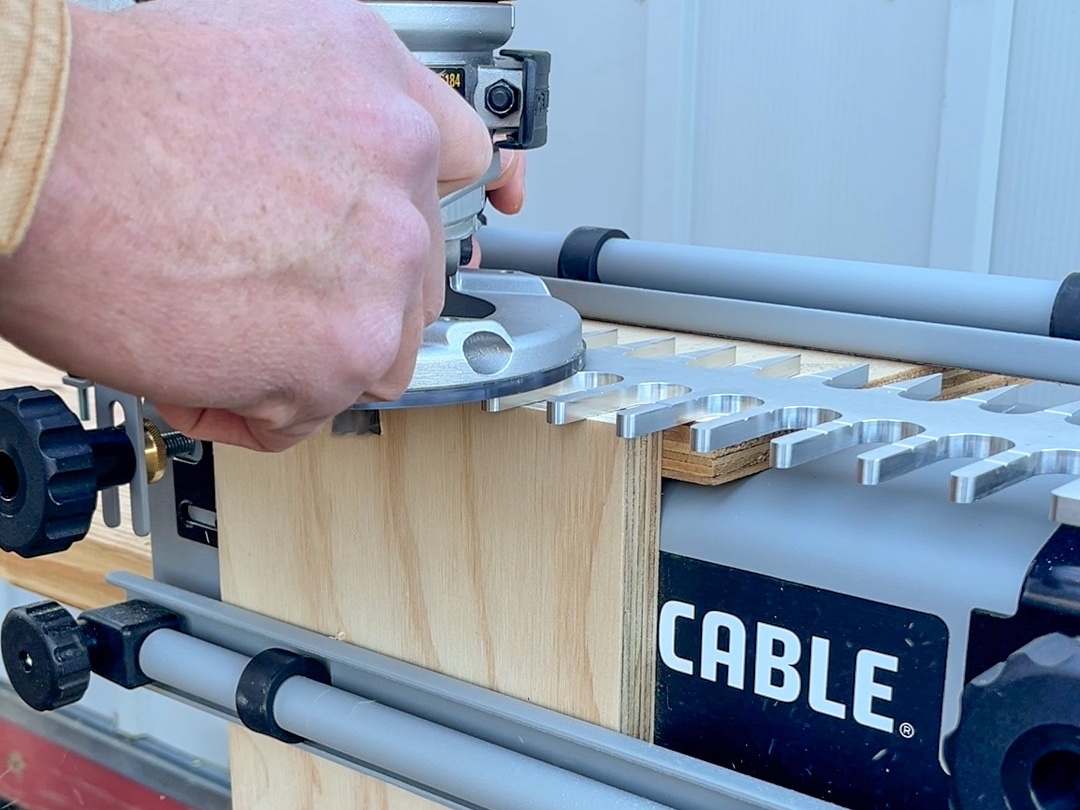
xmin=0 ymin=0 xmax=71 ymax=256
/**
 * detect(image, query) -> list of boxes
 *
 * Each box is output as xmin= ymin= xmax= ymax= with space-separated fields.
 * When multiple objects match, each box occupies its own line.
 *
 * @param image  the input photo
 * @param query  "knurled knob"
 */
xmin=1 ymin=601 xmax=91 ymax=712
xmin=0 ymin=386 xmax=135 ymax=558
xmin=945 ymin=633 xmax=1080 ymax=810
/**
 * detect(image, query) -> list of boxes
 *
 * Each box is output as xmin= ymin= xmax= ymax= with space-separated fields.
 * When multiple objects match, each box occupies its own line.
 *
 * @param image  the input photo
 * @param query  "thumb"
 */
xmin=407 ymin=59 xmax=493 ymax=195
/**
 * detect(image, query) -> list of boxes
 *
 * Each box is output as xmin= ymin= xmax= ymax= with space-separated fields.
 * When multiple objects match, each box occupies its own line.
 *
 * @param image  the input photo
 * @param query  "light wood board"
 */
xmin=216 ymin=405 xmax=660 ymax=809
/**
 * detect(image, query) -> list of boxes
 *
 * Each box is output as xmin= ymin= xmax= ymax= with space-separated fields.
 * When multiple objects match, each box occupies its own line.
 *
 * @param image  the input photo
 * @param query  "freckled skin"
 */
xmin=0 ymin=0 xmax=526 ymax=452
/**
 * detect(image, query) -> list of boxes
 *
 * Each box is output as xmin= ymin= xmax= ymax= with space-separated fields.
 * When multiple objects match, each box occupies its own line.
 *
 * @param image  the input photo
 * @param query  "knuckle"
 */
xmin=465 ymin=118 xmax=494 ymax=179
xmin=395 ymin=102 xmax=441 ymax=167
xmin=347 ymin=308 xmax=424 ymax=403
xmin=376 ymin=202 xmax=433 ymax=275
xmin=344 ymin=2 xmax=404 ymax=55
xmin=367 ymin=372 xmax=411 ymax=403
xmin=423 ymin=282 xmax=446 ymax=326
xmin=333 ymin=306 xmax=406 ymax=392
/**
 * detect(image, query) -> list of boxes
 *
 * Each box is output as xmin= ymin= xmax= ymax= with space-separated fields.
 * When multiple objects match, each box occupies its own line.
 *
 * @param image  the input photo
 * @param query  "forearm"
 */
xmin=0 ymin=0 xmax=71 ymax=256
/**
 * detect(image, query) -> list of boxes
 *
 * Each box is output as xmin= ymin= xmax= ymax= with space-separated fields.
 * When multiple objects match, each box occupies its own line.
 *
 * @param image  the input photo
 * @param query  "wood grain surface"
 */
xmin=216 ymin=404 xmax=660 ymax=809
xmin=228 ymin=729 xmax=437 ymax=810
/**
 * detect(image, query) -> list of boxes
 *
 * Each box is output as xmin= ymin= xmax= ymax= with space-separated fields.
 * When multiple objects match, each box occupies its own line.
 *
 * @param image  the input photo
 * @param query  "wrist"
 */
xmin=0 ymin=0 xmax=73 ymax=258
xmin=7 ymin=4 xmax=141 ymax=275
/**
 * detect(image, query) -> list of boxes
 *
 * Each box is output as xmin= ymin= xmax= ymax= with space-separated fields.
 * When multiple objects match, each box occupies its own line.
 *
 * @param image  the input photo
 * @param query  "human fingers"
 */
xmin=463 ymin=151 xmax=526 ymax=269
xmin=213 ymin=304 xmax=426 ymax=445
xmin=464 ymin=237 xmax=482 ymax=269
xmin=356 ymin=303 xmax=426 ymax=402
xmin=486 ymin=149 xmax=527 ymax=214
xmin=406 ymin=59 xmax=493 ymax=196
xmin=415 ymin=164 xmax=448 ymax=326
xmin=389 ymin=173 xmax=443 ymax=327
xmin=154 ymin=404 xmax=325 ymax=453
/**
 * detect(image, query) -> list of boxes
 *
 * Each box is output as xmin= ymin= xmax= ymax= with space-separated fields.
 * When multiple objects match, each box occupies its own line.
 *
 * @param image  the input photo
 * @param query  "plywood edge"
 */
xmin=661 ymin=367 xmax=1025 ymax=486
xmin=619 ymin=432 xmax=661 ymax=740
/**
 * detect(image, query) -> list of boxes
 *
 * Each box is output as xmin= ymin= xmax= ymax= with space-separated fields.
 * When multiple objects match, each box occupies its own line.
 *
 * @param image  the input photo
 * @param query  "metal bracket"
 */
xmin=93 ymin=384 xmax=151 ymax=536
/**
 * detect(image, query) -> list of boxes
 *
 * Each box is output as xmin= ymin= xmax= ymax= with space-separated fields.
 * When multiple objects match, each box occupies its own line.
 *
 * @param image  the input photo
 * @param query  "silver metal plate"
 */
xmin=94 ymin=385 xmax=151 ymax=536
xmin=487 ymin=338 xmax=1080 ymax=527
xmin=357 ymin=269 xmax=585 ymax=410
xmin=368 ymin=2 xmax=515 ymax=55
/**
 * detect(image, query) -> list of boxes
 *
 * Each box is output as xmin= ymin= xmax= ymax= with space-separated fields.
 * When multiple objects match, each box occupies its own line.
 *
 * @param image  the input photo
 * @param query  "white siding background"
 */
xmin=493 ymin=0 xmax=1080 ymax=281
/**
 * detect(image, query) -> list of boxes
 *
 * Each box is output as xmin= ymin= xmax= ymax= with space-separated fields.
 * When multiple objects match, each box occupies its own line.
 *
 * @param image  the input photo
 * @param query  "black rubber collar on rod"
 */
xmin=1050 ymin=273 xmax=1080 ymax=340
xmin=557 ymin=227 xmax=629 ymax=283
xmin=235 ymin=648 xmax=331 ymax=744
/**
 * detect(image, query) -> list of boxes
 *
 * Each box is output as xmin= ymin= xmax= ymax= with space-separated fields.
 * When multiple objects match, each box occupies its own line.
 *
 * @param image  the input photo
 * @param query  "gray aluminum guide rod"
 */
xmin=477 ymin=227 xmax=1060 ymax=336
xmin=138 ymin=628 xmax=664 ymax=810
xmin=113 ymin=572 xmax=841 ymax=810
xmin=541 ymin=279 xmax=1080 ymax=388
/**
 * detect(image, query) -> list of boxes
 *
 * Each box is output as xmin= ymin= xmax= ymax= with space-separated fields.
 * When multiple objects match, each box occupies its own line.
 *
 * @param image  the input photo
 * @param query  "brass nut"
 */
xmin=143 ymin=420 xmax=167 ymax=485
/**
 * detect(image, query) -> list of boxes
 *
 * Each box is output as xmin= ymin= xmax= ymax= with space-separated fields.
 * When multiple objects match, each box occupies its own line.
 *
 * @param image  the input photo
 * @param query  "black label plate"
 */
xmin=433 ymin=67 xmax=467 ymax=99
xmin=655 ymin=552 xmax=951 ymax=809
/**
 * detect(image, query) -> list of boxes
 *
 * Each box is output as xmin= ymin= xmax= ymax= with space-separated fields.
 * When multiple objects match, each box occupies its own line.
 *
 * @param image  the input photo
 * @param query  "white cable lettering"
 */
xmin=753 ymin=623 xmax=801 ymax=703
xmin=854 ymin=649 xmax=899 ymax=733
xmin=808 ymin=636 xmax=847 ymax=719
xmin=700 ymin=611 xmax=746 ymax=689
xmin=658 ymin=600 xmax=696 ymax=675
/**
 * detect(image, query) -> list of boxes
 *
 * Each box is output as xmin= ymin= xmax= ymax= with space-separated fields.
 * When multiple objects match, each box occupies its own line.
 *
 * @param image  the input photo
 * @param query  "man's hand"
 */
xmin=488 ymin=148 xmax=527 ymax=215
xmin=0 ymin=0 xmax=508 ymax=451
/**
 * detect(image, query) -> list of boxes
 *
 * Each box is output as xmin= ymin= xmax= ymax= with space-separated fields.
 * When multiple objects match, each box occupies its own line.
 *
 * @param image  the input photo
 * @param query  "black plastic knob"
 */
xmin=1 ymin=601 xmax=91 ymax=711
xmin=0 ymin=386 xmax=136 ymax=558
xmin=945 ymin=633 xmax=1080 ymax=810
xmin=1 ymin=598 xmax=181 ymax=714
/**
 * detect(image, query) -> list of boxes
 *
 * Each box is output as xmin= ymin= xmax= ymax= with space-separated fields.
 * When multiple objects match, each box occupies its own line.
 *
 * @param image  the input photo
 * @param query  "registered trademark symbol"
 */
xmin=898 ymin=722 xmax=916 ymax=739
